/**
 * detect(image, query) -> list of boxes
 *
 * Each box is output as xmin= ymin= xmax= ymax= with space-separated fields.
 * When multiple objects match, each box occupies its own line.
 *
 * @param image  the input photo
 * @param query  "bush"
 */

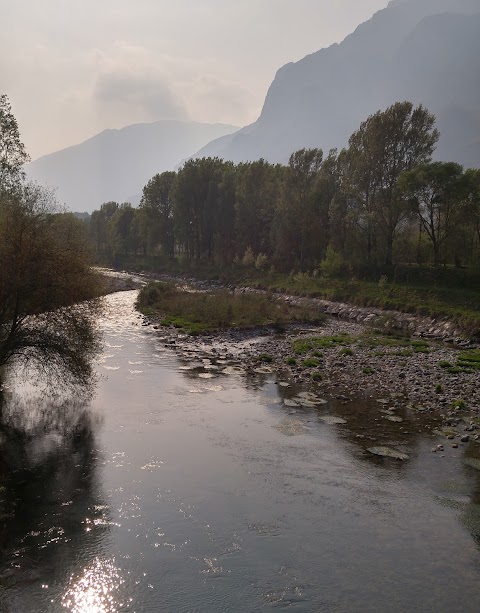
xmin=255 ymin=253 xmax=269 ymax=271
xmin=319 ymin=246 xmax=344 ymax=278
xmin=242 ymin=246 xmax=255 ymax=267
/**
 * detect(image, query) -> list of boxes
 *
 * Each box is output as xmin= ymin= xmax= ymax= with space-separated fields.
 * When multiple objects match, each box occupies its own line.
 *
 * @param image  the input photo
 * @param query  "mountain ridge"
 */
xmin=27 ymin=120 xmax=239 ymax=212
xmin=193 ymin=0 xmax=480 ymax=167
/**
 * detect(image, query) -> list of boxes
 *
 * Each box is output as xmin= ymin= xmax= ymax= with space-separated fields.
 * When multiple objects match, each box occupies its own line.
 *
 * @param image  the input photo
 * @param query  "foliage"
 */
xmin=242 ymin=246 xmax=255 ymax=267
xmin=136 ymin=282 xmax=325 ymax=334
xmin=0 ymin=186 xmax=103 ymax=385
xmin=399 ymin=162 xmax=466 ymax=266
xmin=255 ymin=253 xmax=269 ymax=271
xmin=0 ymin=95 xmax=29 ymax=193
xmin=319 ymin=246 xmax=344 ymax=278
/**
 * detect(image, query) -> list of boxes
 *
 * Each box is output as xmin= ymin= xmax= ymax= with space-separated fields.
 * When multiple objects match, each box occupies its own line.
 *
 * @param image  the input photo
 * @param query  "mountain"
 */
xmin=27 ymin=121 xmax=239 ymax=212
xmin=194 ymin=0 xmax=480 ymax=168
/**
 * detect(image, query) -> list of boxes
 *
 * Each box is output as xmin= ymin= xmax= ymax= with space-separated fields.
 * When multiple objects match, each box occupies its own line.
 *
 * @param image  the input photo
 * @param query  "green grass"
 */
xmin=292 ymin=334 xmax=353 ymax=355
xmin=438 ymin=349 xmax=480 ymax=374
xmin=438 ymin=360 xmax=453 ymax=369
xmin=302 ymin=358 xmax=321 ymax=368
xmin=136 ymin=281 xmax=325 ymax=334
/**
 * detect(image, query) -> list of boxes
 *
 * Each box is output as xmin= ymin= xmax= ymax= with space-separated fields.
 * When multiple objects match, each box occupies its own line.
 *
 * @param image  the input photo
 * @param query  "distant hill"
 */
xmin=194 ymin=0 xmax=480 ymax=168
xmin=27 ymin=121 xmax=239 ymax=212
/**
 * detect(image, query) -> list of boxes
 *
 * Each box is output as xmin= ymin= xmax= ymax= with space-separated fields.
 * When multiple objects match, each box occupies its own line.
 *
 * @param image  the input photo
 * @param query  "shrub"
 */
xmin=319 ymin=246 xmax=343 ymax=278
xmin=242 ymin=246 xmax=255 ymax=267
xmin=255 ymin=253 xmax=269 ymax=271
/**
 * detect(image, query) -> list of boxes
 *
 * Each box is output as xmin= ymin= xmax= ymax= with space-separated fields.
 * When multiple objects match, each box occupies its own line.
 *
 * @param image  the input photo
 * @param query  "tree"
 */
xmin=140 ymin=172 xmax=176 ymax=258
xmin=89 ymin=201 xmax=119 ymax=255
xmin=0 ymin=95 xmax=29 ymax=193
xmin=0 ymin=185 xmax=102 ymax=386
xmin=345 ymin=102 xmax=439 ymax=266
xmin=1 ymin=96 xmax=103 ymax=387
xmin=464 ymin=168 xmax=480 ymax=249
xmin=235 ymin=160 xmax=280 ymax=258
xmin=173 ymin=158 xmax=227 ymax=260
xmin=275 ymin=148 xmax=323 ymax=266
xmin=399 ymin=162 xmax=465 ymax=266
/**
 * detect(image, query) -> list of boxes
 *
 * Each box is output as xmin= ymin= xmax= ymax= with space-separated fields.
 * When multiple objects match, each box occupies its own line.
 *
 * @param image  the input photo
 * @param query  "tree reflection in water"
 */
xmin=0 ymin=385 xmax=111 ymax=610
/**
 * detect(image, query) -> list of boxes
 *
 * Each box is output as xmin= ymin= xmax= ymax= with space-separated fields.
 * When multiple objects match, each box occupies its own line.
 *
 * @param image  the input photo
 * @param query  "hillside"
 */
xmin=194 ymin=0 xmax=480 ymax=167
xmin=27 ymin=120 xmax=239 ymax=212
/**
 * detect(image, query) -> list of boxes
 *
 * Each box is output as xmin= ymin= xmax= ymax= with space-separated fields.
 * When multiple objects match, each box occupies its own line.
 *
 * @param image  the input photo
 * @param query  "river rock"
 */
xmin=367 ymin=446 xmax=409 ymax=460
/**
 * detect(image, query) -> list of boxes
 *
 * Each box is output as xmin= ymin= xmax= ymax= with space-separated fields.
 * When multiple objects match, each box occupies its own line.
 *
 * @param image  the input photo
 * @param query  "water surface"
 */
xmin=1 ymin=290 xmax=480 ymax=612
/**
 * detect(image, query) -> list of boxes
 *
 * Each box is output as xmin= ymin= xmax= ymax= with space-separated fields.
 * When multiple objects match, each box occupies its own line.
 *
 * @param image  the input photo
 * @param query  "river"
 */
xmin=1 ymin=290 xmax=480 ymax=612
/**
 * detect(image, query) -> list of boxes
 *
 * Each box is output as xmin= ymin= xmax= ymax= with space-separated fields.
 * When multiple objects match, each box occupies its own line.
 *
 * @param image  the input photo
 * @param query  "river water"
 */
xmin=1 ymin=290 xmax=480 ymax=612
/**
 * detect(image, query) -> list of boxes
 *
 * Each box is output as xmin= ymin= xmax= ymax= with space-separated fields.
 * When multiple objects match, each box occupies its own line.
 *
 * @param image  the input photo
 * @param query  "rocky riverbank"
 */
xmin=138 ymin=304 xmax=480 ymax=449
xmin=128 ymin=269 xmax=477 ymax=344
xmin=107 ymin=268 xmax=480 ymax=449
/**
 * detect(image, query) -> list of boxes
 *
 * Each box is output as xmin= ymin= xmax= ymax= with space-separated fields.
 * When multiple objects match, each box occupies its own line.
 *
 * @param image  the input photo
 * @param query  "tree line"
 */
xmin=88 ymin=101 xmax=480 ymax=274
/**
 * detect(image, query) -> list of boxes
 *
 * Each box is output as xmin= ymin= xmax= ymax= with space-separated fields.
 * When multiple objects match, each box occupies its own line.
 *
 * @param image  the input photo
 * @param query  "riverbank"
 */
xmin=109 ymin=255 xmax=480 ymax=339
xmin=135 ymin=282 xmax=480 ymax=448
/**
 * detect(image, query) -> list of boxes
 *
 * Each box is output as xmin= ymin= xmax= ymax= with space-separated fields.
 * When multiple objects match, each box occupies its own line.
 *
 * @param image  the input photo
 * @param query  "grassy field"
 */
xmin=136 ymin=281 xmax=325 ymax=334
xmin=117 ymin=255 xmax=480 ymax=337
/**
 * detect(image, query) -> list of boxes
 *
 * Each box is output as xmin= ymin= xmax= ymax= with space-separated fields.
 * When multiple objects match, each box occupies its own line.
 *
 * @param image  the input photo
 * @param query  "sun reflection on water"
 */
xmin=61 ymin=558 xmax=126 ymax=612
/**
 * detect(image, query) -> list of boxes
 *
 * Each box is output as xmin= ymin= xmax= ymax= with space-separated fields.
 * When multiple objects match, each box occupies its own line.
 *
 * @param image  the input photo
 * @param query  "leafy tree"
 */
xmin=345 ymin=102 xmax=439 ymax=266
xmin=0 ymin=95 xmax=29 ymax=193
xmin=109 ymin=203 xmax=137 ymax=256
xmin=173 ymin=157 xmax=227 ymax=260
xmin=464 ymin=168 xmax=480 ymax=249
xmin=0 ymin=185 xmax=102 ymax=386
xmin=89 ymin=201 xmax=119 ymax=255
xmin=275 ymin=148 xmax=323 ymax=266
xmin=140 ymin=172 xmax=176 ymax=257
xmin=235 ymin=160 xmax=281 ymax=258
xmin=399 ymin=162 xmax=465 ymax=266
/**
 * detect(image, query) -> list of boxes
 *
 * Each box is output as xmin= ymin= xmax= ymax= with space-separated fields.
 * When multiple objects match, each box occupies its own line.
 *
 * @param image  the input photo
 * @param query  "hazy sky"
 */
xmin=1 ymin=0 xmax=389 ymax=159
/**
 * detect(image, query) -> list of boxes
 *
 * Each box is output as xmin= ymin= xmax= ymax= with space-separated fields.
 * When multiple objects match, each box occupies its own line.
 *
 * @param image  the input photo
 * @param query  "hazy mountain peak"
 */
xmin=193 ymin=0 xmax=480 ymax=168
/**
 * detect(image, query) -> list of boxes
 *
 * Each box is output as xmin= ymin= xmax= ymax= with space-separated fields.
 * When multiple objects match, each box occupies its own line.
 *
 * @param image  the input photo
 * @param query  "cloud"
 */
xmin=93 ymin=70 xmax=188 ymax=124
xmin=175 ymin=74 xmax=258 ymax=126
